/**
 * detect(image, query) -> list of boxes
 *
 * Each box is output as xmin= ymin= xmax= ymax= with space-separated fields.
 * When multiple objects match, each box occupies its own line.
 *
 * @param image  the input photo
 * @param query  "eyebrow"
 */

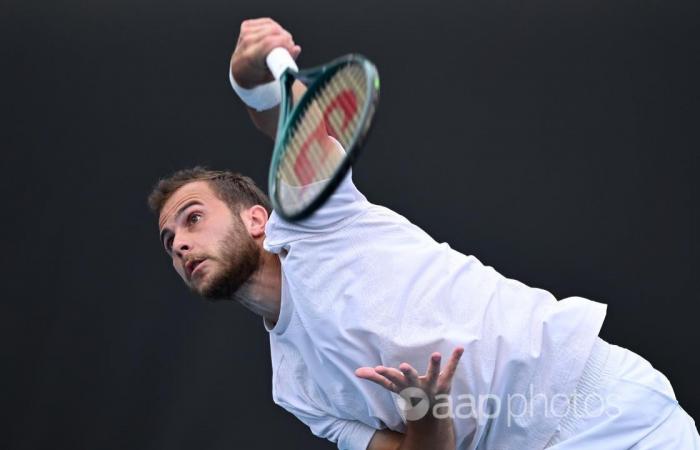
xmin=159 ymin=200 xmax=203 ymax=250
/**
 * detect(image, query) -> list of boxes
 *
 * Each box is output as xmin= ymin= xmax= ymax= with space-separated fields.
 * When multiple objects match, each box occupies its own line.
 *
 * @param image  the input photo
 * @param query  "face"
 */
xmin=158 ymin=181 xmax=261 ymax=300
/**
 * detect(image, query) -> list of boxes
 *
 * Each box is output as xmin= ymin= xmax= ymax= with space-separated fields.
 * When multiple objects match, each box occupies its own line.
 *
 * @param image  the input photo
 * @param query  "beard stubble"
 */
xmin=192 ymin=216 xmax=261 ymax=300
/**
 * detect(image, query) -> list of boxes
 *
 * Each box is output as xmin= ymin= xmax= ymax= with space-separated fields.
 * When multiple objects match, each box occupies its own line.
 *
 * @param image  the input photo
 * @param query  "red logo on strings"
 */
xmin=293 ymin=89 xmax=358 ymax=185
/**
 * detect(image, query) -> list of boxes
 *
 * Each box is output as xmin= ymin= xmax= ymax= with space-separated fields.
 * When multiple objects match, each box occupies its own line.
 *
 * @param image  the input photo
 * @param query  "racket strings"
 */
xmin=278 ymin=64 xmax=368 ymax=201
xmin=281 ymin=68 xmax=365 ymax=188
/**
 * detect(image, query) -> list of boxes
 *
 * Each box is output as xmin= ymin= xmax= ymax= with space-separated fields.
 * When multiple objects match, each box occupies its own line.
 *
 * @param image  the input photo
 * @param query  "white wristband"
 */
xmin=229 ymin=68 xmax=281 ymax=112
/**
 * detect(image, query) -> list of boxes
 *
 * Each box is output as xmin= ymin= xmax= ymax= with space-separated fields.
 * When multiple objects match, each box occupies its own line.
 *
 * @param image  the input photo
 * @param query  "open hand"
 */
xmin=355 ymin=347 xmax=465 ymax=420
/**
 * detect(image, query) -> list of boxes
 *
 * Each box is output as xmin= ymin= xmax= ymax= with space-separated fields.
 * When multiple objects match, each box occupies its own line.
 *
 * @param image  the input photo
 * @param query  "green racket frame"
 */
xmin=268 ymin=54 xmax=380 ymax=221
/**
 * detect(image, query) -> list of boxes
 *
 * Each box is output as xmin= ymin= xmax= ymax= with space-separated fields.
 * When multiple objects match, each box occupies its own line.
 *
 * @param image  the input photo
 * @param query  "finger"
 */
xmin=238 ymin=19 xmax=276 ymax=42
xmin=440 ymin=347 xmax=464 ymax=383
xmin=399 ymin=363 xmax=420 ymax=385
xmin=240 ymin=17 xmax=276 ymax=30
xmin=290 ymin=45 xmax=302 ymax=59
xmin=426 ymin=352 xmax=442 ymax=385
xmin=355 ymin=367 xmax=399 ymax=393
xmin=375 ymin=366 xmax=408 ymax=389
xmin=243 ymin=25 xmax=289 ymax=42
xmin=239 ymin=26 xmax=290 ymax=50
xmin=249 ymin=34 xmax=298 ymax=62
xmin=242 ymin=26 xmax=292 ymax=52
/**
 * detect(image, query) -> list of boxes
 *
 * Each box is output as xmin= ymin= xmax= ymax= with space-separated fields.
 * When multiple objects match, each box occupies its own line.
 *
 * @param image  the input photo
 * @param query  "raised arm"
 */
xmin=229 ymin=18 xmax=307 ymax=140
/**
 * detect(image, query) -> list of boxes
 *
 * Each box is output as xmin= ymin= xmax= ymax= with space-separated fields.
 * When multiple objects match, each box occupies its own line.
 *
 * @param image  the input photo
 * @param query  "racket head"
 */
xmin=268 ymin=54 xmax=379 ymax=221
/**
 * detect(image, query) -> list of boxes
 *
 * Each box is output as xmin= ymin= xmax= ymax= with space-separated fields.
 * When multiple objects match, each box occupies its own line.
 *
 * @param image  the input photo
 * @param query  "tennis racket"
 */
xmin=265 ymin=47 xmax=380 ymax=221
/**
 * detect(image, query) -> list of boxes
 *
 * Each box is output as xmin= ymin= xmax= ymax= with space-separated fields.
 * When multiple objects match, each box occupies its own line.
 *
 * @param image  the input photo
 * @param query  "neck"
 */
xmin=232 ymin=249 xmax=282 ymax=324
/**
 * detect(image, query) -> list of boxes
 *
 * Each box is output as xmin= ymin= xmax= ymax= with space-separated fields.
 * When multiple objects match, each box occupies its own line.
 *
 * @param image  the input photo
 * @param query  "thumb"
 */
xmin=291 ymin=44 xmax=302 ymax=59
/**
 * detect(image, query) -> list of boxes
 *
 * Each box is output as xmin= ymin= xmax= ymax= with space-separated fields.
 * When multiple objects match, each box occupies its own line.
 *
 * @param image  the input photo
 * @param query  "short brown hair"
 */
xmin=147 ymin=166 xmax=271 ymax=215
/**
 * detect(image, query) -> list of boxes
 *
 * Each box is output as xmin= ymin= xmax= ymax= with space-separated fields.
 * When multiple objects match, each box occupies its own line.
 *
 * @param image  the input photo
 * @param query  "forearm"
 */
xmin=246 ymin=106 xmax=278 ymax=140
xmin=367 ymin=417 xmax=455 ymax=450
xmin=245 ymin=80 xmax=307 ymax=140
xmin=399 ymin=416 xmax=455 ymax=450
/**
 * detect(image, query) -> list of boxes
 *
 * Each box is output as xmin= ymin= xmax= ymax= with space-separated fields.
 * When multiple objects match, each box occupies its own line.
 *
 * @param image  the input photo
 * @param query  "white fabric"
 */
xmin=228 ymin=68 xmax=281 ymax=111
xmin=266 ymin=47 xmax=299 ymax=80
xmin=546 ymin=340 xmax=700 ymax=449
xmin=263 ymin=172 xmax=608 ymax=450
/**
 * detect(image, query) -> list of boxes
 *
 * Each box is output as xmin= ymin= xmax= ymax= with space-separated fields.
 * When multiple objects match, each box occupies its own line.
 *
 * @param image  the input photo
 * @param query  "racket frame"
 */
xmin=268 ymin=54 xmax=379 ymax=221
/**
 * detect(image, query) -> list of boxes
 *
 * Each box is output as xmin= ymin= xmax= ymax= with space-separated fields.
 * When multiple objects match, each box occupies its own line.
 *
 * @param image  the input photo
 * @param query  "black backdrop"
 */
xmin=4 ymin=0 xmax=699 ymax=448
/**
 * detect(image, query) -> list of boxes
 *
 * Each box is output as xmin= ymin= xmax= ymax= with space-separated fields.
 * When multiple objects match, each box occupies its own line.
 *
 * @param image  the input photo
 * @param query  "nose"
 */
xmin=172 ymin=233 xmax=192 ymax=260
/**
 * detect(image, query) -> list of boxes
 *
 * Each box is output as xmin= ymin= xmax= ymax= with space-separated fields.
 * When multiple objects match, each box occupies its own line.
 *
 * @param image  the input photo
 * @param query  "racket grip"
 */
xmin=266 ymin=47 xmax=299 ymax=80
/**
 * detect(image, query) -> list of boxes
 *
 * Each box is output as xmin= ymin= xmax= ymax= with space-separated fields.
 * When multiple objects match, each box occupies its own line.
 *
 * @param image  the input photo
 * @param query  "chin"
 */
xmin=192 ymin=267 xmax=235 ymax=301
xmin=192 ymin=272 xmax=217 ymax=296
xmin=187 ymin=236 xmax=260 ymax=301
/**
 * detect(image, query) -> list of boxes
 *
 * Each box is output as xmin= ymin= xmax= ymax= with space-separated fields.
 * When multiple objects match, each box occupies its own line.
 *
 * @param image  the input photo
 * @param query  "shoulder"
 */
xmin=264 ymin=170 xmax=372 ymax=252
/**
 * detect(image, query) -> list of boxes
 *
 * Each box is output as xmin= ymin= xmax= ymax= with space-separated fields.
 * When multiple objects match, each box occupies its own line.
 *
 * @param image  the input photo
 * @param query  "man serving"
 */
xmin=149 ymin=18 xmax=699 ymax=450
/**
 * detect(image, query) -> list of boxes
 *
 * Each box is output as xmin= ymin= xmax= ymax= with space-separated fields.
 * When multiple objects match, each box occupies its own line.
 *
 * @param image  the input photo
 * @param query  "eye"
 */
xmin=187 ymin=212 xmax=202 ymax=225
xmin=165 ymin=236 xmax=174 ymax=252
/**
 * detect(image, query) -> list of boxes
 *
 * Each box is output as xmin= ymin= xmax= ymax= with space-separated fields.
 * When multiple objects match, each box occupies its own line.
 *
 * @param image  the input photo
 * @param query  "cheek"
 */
xmin=210 ymin=224 xmax=238 ymax=254
xmin=205 ymin=258 xmax=223 ymax=275
xmin=204 ymin=234 xmax=223 ymax=255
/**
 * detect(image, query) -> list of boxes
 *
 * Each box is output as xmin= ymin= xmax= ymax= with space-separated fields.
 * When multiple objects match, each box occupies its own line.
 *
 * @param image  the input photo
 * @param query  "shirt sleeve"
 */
xmin=263 ymin=168 xmax=371 ymax=253
xmin=270 ymin=346 xmax=379 ymax=450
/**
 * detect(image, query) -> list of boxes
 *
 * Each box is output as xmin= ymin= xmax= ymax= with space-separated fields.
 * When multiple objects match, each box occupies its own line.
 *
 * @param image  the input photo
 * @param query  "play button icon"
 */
xmin=398 ymin=387 xmax=430 ymax=421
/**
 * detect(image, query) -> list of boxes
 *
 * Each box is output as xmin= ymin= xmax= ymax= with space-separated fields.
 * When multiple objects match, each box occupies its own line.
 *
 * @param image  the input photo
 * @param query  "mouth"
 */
xmin=185 ymin=258 xmax=206 ymax=279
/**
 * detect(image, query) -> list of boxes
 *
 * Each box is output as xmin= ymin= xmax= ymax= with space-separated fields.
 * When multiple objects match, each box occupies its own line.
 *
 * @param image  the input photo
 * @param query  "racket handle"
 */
xmin=266 ymin=47 xmax=299 ymax=80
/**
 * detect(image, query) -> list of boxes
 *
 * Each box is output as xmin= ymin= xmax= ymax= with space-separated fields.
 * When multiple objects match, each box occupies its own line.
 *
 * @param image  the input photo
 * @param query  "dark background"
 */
xmin=3 ymin=0 xmax=698 ymax=448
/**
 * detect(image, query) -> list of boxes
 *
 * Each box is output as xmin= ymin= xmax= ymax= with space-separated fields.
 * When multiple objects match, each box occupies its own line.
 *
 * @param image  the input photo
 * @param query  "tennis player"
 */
xmin=149 ymin=18 xmax=699 ymax=450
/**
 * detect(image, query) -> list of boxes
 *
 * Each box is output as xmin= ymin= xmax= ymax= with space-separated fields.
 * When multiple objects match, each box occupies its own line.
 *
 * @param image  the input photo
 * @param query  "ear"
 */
xmin=240 ymin=205 xmax=269 ymax=239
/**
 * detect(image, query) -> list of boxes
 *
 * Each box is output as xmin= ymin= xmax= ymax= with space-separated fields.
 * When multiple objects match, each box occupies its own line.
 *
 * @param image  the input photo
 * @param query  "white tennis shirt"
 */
xmin=263 ymin=173 xmax=607 ymax=450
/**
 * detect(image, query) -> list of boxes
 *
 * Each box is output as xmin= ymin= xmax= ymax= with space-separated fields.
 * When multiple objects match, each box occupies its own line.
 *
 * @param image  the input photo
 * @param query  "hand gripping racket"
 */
xmin=265 ymin=48 xmax=379 ymax=221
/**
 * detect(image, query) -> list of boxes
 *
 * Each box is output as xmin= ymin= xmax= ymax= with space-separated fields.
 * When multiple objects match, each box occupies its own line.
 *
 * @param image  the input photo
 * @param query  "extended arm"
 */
xmin=229 ymin=18 xmax=307 ymax=140
xmin=241 ymin=84 xmax=307 ymax=140
xmin=229 ymin=17 xmax=346 ymax=187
